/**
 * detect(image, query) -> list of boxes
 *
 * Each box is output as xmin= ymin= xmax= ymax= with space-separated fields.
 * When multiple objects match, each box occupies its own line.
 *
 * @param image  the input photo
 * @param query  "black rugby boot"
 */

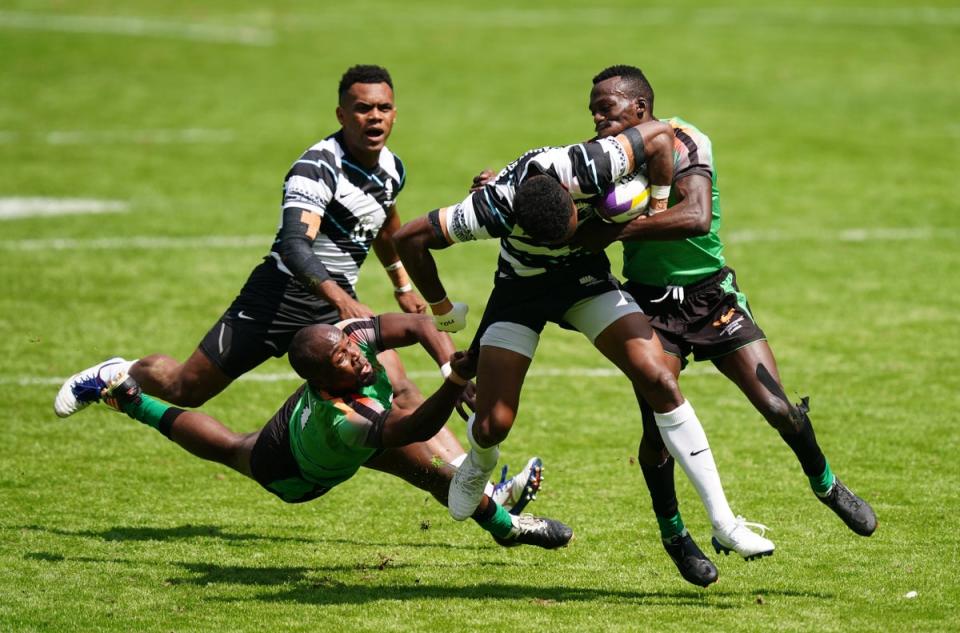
xmin=818 ymin=478 xmax=877 ymax=536
xmin=663 ymin=531 xmax=719 ymax=587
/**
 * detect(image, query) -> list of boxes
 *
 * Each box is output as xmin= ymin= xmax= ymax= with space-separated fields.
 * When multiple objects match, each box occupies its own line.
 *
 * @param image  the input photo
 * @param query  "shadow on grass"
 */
xmin=15 ymin=523 xmax=488 ymax=550
xmin=24 ymin=552 xmax=835 ymax=608
xmin=17 ymin=523 xmax=311 ymax=543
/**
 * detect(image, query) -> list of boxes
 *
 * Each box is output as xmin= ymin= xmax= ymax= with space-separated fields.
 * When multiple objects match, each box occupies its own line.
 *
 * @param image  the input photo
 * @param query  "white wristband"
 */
xmin=394 ymin=283 xmax=413 ymax=294
xmin=650 ymin=185 xmax=671 ymax=200
xmin=439 ymin=362 xmax=453 ymax=378
xmin=384 ymin=260 xmax=404 ymax=272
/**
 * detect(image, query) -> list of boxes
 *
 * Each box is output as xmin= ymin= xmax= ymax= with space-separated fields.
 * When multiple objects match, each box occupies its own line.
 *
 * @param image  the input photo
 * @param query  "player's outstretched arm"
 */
xmin=374 ymin=205 xmax=428 ymax=314
xmin=376 ymin=313 xmax=456 ymax=368
xmin=377 ymin=350 xmax=476 ymax=447
xmin=394 ymin=211 xmax=468 ymax=332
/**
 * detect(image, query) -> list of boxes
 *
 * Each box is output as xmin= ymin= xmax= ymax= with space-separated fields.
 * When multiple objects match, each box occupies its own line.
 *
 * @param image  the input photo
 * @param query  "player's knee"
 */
xmin=473 ymin=410 xmax=514 ymax=446
xmin=636 ymin=367 xmax=683 ymax=410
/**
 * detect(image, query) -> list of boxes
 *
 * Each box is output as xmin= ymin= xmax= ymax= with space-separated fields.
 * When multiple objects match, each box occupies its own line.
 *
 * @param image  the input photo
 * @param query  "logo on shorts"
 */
xmin=713 ymin=308 xmax=744 ymax=336
xmin=579 ymin=275 xmax=600 ymax=286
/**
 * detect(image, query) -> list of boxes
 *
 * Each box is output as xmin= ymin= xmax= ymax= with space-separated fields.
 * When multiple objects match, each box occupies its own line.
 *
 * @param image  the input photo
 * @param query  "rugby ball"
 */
xmin=596 ymin=170 xmax=650 ymax=223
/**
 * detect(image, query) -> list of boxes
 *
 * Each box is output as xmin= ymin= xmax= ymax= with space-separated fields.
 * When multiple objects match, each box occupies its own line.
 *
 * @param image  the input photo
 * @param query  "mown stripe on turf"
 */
xmin=0 ymin=11 xmax=274 ymax=46
xmin=1 ymin=365 xmax=721 ymax=387
xmin=1 ymin=228 xmax=954 ymax=252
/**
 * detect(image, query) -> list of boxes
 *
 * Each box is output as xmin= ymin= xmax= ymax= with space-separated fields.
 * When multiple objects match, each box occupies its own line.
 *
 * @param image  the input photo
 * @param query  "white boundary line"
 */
xmin=0 ymin=129 xmax=236 ymax=146
xmin=2 ymin=364 xmax=719 ymax=387
xmin=0 ymin=227 xmax=954 ymax=251
xmin=0 ymin=198 xmax=128 ymax=220
xmin=0 ymin=11 xmax=274 ymax=46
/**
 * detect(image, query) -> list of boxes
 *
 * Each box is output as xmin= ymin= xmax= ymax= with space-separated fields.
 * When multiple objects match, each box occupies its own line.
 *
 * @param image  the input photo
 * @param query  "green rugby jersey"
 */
xmin=287 ymin=318 xmax=394 ymax=488
xmin=621 ymin=116 xmax=725 ymax=286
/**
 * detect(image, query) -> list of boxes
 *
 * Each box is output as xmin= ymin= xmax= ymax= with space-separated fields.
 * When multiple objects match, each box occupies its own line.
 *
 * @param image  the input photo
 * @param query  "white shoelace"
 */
xmin=650 ymin=285 xmax=685 ymax=304
xmin=731 ymin=515 xmax=771 ymax=537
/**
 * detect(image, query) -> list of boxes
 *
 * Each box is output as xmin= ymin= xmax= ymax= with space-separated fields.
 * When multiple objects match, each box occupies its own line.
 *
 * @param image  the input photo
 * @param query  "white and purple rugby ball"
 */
xmin=596 ymin=169 xmax=651 ymax=223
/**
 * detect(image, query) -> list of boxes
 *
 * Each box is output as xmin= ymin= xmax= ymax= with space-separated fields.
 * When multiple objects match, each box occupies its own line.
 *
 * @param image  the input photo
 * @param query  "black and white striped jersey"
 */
xmin=440 ymin=136 xmax=630 ymax=278
xmin=269 ymin=131 xmax=405 ymax=290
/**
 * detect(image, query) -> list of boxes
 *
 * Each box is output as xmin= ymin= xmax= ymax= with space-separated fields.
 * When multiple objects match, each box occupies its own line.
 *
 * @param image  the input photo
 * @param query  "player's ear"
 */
xmin=335 ymin=105 xmax=345 ymax=126
xmin=634 ymin=97 xmax=647 ymax=119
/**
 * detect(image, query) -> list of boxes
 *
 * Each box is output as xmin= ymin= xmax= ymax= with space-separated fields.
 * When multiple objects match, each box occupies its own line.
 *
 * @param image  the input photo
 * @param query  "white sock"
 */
xmin=654 ymin=400 xmax=736 ymax=530
xmin=101 ymin=358 xmax=135 ymax=384
xmin=450 ymin=452 xmax=495 ymax=495
xmin=465 ymin=414 xmax=500 ymax=470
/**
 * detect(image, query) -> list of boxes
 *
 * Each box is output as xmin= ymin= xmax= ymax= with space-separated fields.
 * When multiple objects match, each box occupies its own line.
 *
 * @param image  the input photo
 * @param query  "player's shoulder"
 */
xmin=665 ymin=116 xmax=712 ymax=147
xmin=376 ymin=146 xmax=405 ymax=185
xmin=294 ymin=133 xmax=345 ymax=173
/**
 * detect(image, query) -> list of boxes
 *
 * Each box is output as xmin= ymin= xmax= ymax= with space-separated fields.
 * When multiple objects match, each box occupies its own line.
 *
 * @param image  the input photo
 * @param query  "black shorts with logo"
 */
xmin=470 ymin=256 xmax=621 ymax=352
xmin=624 ymin=266 xmax=766 ymax=365
xmin=199 ymin=259 xmax=349 ymax=378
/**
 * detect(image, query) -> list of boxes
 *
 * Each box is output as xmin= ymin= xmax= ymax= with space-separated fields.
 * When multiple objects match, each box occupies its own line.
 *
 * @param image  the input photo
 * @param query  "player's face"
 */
xmin=336 ymin=82 xmax=396 ymax=166
xmin=324 ymin=333 xmax=375 ymax=391
xmin=589 ymin=76 xmax=644 ymax=139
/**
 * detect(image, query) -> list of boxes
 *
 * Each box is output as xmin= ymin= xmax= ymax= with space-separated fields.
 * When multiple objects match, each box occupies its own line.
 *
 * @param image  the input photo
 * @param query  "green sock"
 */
xmin=656 ymin=512 xmax=686 ymax=540
xmin=120 ymin=393 xmax=174 ymax=433
xmin=810 ymin=460 xmax=836 ymax=497
xmin=477 ymin=503 xmax=515 ymax=539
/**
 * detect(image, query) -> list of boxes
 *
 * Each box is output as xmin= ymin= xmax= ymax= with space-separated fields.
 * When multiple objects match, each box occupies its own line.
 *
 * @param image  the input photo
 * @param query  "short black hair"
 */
xmin=338 ymin=65 xmax=393 ymax=100
xmin=513 ymin=175 xmax=575 ymax=243
xmin=592 ymin=65 xmax=654 ymax=112
xmin=288 ymin=324 xmax=338 ymax=382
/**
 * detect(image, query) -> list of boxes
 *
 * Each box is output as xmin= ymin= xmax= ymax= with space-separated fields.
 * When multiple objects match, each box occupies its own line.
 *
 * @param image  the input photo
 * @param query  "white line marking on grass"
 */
xmin=2 ymin=364 xmax=720 ymax=387
xmin=0 ymin=11 xmax=274 ymax=46
xmin=1 ymin=227 xmax=954 ymax=252
xmin=0 ymin=198 xmax=128 ymax=220
xmin=0 ymin=235 xmax=266 ymax=251
xmin=726 ymin=227 xmax=958 ymax=243
xmin=283 ymin=7 xmax=960 ymax=28
xmin=0 ymin=128 xmax=235 ymax=145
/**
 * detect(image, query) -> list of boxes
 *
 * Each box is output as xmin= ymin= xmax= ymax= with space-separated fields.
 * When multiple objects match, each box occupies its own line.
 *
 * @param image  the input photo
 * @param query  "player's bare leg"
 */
xmin=713 ymin=342 xmax=876 ymax=536
xmin=101 ymin=373 xmax=258 ymax=476
xmin=131 ymin=347 xmax=233 ymax=408
xmin=447 ymin=346 xmax=530 ymax=521
xmin=378 ymin=346 xmax=542 ymax=513
xmin=595 ymin=312 xmax=773 ymax=560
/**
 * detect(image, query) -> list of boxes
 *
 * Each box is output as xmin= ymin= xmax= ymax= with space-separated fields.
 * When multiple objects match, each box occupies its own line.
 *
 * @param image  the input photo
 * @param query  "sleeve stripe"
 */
xmin=674 ymin=129 xmax=701 ymax=168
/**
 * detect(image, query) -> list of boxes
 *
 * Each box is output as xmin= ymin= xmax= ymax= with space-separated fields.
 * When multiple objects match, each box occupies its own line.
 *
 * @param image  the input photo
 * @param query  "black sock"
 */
xmin=639 ymin=399 xmax=679 ymax=519
xmin=779 ymin=401 xmax=826 ymax=478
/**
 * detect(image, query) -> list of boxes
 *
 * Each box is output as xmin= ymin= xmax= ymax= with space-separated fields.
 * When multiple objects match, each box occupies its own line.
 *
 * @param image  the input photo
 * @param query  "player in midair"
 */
xmin=85 ymin=313 xmax=572 ymax=549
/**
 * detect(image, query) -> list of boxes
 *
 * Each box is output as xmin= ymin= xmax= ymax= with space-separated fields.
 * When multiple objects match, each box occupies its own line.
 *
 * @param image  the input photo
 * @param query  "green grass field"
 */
xmin=2 ymin=1 xmax=959 ymax=631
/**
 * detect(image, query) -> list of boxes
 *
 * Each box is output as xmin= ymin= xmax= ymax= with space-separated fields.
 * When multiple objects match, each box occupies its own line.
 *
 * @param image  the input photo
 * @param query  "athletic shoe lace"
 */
xmin=729 ymin=515 xmax=770 ymax=539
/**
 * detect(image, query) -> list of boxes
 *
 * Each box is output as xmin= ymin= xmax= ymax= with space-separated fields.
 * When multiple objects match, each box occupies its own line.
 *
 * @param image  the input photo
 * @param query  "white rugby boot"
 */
xmin=54 ymin=357 xmax=132 ymax=418
xmin=491 ymin=457 xmax=543 ymax=515
xmin=711 ymin=516 xmax=775 ymax=561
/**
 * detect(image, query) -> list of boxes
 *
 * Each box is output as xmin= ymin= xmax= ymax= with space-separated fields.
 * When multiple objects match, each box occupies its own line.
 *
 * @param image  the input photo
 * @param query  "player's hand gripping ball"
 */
xmin=596 ymin=169 xmax=651 ymax=223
